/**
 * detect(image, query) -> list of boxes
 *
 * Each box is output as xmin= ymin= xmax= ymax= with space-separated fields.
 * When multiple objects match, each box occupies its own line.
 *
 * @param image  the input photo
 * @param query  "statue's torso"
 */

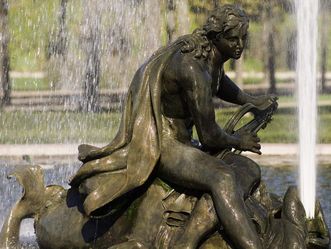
xmin=160 ymin=48 xmax=223 ymax=143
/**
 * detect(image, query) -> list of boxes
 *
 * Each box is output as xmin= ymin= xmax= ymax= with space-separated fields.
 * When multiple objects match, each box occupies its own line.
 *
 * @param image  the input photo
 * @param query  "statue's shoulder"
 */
xmin=161 ymin=30 xmax=211 ymax=77
xmin=179 ymin=29 xmax=211 ymax=61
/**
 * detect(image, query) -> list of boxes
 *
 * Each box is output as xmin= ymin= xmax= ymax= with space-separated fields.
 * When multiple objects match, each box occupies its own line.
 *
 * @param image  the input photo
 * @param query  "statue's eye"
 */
xmin=227 ymin=37 xmax=237 ymax=42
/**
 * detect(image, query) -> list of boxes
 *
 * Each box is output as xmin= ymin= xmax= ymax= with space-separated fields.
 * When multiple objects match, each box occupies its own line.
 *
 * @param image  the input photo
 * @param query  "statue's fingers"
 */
xmin=239 ymin=126 xmax=250 ymax=133
xmin=251 ymin=132 xmax=260 ymax=140
xmin=254 ymin=143 xmax=261 ymax=150
xmin=250 ymin=147 xmax=262 ymax=155
xmin=269 ymin=94 xmax=278 ymax=102
xmin=253 ymin=136 xmax=260 ymax=142
xmin=250 ymin=142 xmax=260 ymax=149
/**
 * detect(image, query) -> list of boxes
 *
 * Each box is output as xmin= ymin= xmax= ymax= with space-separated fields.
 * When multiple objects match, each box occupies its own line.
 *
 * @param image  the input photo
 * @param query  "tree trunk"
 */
xmin=176 ymin=0 xmax=190 ymax=36
xmin=47 ymin=0 xmax=68 ymax=58
xmin=267 ymin=30 xmax=276 ymax=94
xmin=263 ymin=4 xmax=277 ymax=94
xmin=81 ymin=3 xmax=101 ymax=112
xmin=82 ymin=29 xmax=101 ymax=112
xmin=0 ymin=0 xmax=10 ymax=107
xmin=57 ymin=0 xmax=68 ymax=56
xmin=166 ymin=0 xmax=176 ymax=43
xmin=320 ymin=4 xmax=328 ymax=92
xmin=212 ymin=0 xmax=219 ymax=8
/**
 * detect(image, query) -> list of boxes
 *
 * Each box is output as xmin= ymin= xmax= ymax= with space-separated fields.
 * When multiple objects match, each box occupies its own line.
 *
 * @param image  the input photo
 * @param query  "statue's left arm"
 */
xmin=217 ymin=73 xmax=277 ymax=106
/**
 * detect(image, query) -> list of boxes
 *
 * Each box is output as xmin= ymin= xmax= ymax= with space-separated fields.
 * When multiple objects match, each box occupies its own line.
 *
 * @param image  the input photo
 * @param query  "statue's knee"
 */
xmin=211 ymin=168 xmax=236 ymax=189
xmin=224 ymin=154 xmax=261 ymax=180
xmin=247 ymin=160 xmax=261 ymax=180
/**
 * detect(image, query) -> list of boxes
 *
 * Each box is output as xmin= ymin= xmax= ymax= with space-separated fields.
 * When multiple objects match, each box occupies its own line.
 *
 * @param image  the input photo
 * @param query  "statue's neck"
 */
xmin=210 ymin=45 xmax=227 ymax=69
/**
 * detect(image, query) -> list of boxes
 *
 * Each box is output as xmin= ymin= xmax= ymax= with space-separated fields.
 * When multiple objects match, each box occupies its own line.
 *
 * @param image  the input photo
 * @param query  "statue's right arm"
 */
xmin=177 ymin=56 xmax=241 ymax=151
xmin=178 ymin=59 xmax=261 ymax=154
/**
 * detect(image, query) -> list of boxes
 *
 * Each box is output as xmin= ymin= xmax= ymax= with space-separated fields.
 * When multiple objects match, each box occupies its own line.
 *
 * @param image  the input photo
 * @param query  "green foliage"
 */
xmin=8 ymin=0 xmax=58 ymax=71
xmin=242 ymin=77 xmax=293 ymax=85
xmin=0 ymin=111 xmax=120 ymax=144
xmin=215 ymin=108 xmax=331 ymax=144
xmin=11 ymin=77 xmax=50 ymax=91
xmin=2 ymin=103 xmax=331 ymax=144
xmin=243 ymin=57 xmax=263 ymax=72
xmin=5 ymin=0 xmax=331 ymax=76
xmin=328 ymin=26 xmax=331 ymax=71
xmin=258 ymin=113 xmax=297 ymax=143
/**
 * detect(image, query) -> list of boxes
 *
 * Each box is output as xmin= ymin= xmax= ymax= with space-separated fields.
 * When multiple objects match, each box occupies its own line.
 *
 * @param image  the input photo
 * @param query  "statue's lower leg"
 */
xmin=210 ymin=172 xmax=263 ymax=249
xmin=173 ymin=170 xmax=263 ymax=249
xmin=159 ymin=140 xmax=263 ymax=249
xmin=173 ymin=194 xmax=218 ymax=249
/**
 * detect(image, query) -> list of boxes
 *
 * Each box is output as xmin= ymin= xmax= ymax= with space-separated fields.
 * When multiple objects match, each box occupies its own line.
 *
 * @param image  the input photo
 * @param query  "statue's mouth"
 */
xmin=234 ymin=50 xmax=242 ymax=58
xmin=235 ymin=50 xmax=242 ymax=56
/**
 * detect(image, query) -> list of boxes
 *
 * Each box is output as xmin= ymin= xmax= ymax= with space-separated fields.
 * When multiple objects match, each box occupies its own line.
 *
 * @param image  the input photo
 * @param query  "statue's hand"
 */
xmin=78 ymin=144 xmax=100 ymax=162
xmin=251 ymin=94 xmax=278 ymax=108
xmin=234 ymin=129 xmax=261 ymax=154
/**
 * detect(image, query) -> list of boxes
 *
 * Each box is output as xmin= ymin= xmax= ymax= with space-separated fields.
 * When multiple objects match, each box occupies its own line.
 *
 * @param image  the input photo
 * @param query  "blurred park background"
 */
xmin=0 ymin=0 xmax=331 ymax=145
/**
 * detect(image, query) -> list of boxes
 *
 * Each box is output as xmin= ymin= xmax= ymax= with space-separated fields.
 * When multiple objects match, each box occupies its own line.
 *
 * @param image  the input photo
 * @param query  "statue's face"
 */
xmin=213 ymin=22 xmax=248 ymax=60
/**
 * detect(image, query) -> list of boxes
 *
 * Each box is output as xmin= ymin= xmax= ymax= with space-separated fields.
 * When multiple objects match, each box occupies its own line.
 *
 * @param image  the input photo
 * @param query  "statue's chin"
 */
xmin=233 ymin=53 xmax=242 ymax=60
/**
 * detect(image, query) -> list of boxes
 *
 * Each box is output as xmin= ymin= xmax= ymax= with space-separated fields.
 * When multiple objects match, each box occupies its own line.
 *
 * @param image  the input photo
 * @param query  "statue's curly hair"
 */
xmin=203 ymin=4 xmax=249 ymax=38
xmin=180 ymin=5 xmax=248 ymax=60
xmin=181 ymin=29 xmax=211 ymax=60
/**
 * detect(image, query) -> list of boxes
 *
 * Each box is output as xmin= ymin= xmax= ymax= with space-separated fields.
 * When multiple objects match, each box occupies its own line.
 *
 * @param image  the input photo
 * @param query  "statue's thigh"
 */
xmin=222 ymin=153 xmax=261 ymax=196
xmin=158 ymin=138 xmax=231 ymax=191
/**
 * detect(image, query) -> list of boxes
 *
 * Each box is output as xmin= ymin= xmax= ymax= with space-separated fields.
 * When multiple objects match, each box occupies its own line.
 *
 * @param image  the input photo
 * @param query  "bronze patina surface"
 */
xmin=1 ymin=4 xmax=329 ymax=249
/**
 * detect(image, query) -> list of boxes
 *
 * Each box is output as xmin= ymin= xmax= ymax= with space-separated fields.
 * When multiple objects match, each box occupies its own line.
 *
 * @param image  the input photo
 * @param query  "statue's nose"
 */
xmin=238 ymin=39 xmax=244 ymax=49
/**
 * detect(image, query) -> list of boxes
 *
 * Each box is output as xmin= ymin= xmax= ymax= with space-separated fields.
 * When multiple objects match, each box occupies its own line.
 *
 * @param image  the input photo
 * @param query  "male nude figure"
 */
xmin=74 ymin=5 xmax=276 ymax=249
xmin=156 ymin=5 xmax=275 ymax=249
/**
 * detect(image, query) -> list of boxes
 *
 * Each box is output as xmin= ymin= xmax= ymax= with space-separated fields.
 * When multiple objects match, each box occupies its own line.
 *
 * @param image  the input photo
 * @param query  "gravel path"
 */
xmin=0 ymin=143 xmax=330 ymax=156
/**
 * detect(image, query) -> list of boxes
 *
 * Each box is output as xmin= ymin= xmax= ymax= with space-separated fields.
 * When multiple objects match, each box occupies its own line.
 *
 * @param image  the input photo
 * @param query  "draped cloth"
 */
xmin=70 ymin=39 xmax=188 ymax=215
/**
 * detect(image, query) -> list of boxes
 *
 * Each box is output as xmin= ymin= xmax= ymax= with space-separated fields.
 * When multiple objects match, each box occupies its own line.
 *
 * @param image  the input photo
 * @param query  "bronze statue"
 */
xmin=71 ymin=5 xmax=276 ymax=248
xmin=1 ymin=4 xmax=329 ymax=249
